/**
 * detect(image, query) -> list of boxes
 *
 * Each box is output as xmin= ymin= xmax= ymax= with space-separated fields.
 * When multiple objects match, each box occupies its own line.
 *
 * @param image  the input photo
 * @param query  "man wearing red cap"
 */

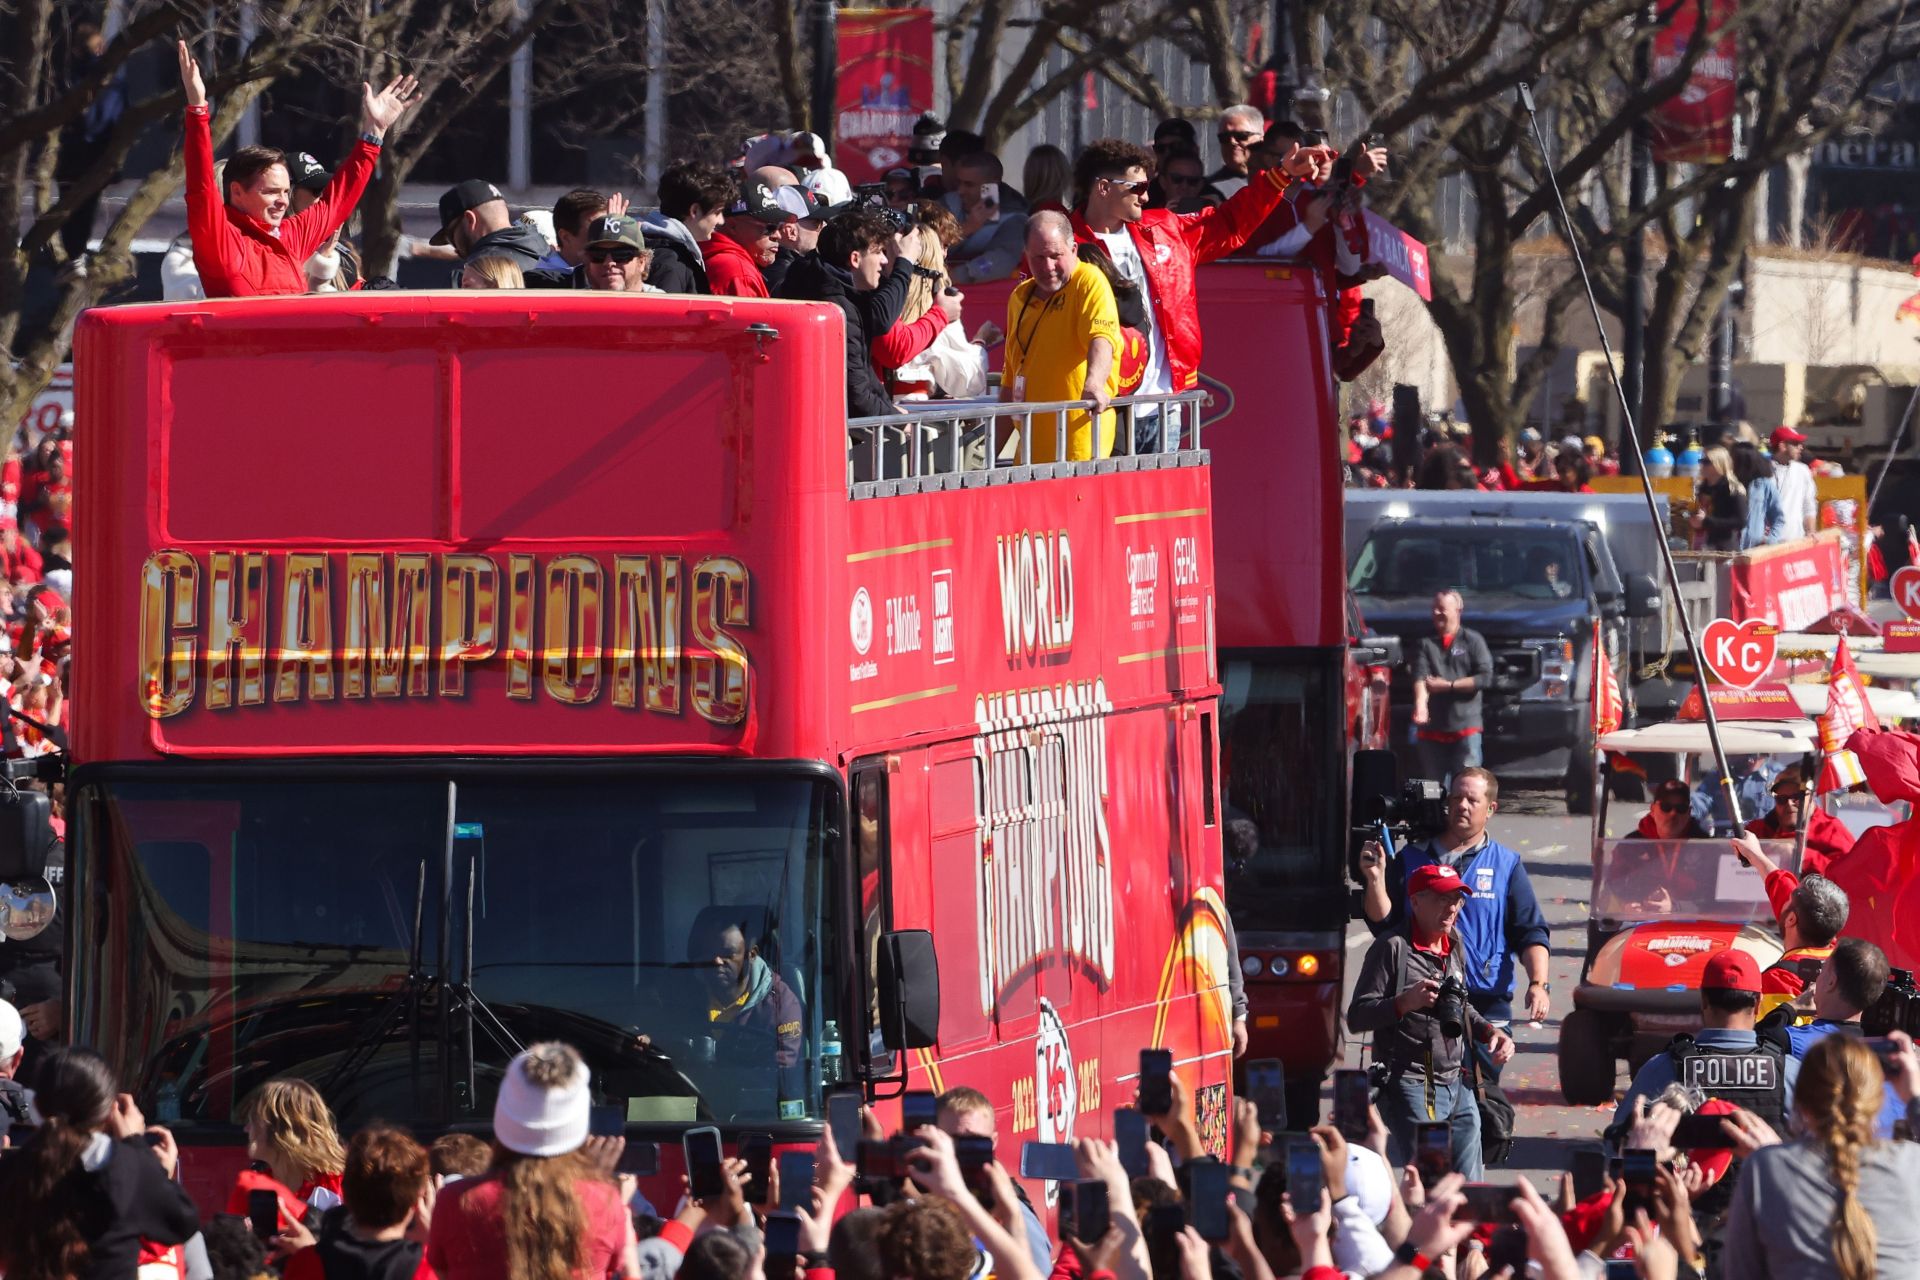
xmin=1607 ymin=948 xmax=1795 ymax=1163
xmin=1349 ymin=861 xmax=1515 ymax=1180
xmin=1770 ymin=425 xmax=1818 ymax=538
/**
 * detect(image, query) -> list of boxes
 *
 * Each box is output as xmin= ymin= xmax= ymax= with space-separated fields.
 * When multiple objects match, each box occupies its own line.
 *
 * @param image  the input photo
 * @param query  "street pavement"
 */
xmin=1332 ymin=787 xmax=1615 ymax=1195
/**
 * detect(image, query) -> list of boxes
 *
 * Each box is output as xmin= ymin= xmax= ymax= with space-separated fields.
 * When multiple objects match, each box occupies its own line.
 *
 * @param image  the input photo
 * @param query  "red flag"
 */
xmin=1817 ymin=635 xmax=1879 ymax=793
xmin=1592 ymin=619 xmax=1624 ymax=739
xmin=1823 ymin=728 xmax=1920 ymax=969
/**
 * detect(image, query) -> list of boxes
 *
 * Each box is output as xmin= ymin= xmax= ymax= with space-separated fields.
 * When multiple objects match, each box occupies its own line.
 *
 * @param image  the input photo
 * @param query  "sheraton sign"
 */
xmin=137 ymin=549 xmax=752 ymax=724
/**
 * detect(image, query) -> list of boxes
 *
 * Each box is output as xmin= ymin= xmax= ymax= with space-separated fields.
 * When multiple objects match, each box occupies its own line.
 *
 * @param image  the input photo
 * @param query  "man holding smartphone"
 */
xmin=936 ymin=1087 xmax=1052 ymax=1271
xmin=1360 ymin=766 xmax=1549 ymax=1082
xmin=1348 ymin=863 xmax=1514 ymax=1179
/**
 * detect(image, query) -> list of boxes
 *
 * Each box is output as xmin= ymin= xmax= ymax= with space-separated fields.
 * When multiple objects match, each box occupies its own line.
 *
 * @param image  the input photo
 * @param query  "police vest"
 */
xmin=1666 ymin=1034 xmax=1788 ymax=1218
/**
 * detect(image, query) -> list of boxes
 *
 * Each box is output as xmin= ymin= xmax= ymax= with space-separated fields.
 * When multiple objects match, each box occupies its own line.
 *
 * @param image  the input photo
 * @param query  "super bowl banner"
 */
xmin=835 ymin=8 xmax=936 ymax=184
xmin=1648 ymin=0 xmax=1737 ymax=163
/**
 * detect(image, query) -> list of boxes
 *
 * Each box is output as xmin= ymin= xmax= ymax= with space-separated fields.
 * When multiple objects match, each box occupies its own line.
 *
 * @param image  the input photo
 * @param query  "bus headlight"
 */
xmin=1268 ymin=956 xmax=1292 ymax=977
xmin=1241 ymin=955 xmax=1265 ymax=978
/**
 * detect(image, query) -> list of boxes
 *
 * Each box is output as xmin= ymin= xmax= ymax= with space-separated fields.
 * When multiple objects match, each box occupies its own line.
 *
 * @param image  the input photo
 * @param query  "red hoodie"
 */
xmin=183 ymin=107 xmax=379 ymax=298
xmin=702 ymin=231 xmax=770 ymax=298
xmin=1747 ymin=806 xmax=1856 ymax=877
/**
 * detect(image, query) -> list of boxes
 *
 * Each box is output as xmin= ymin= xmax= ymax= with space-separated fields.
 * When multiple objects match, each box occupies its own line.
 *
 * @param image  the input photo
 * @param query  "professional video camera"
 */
xmin=853 ymin=183 xmax=913 ymax=234
xmin=1350 ymin=749 xmax=1449 ymax=840
xmin=1864 ymin=967 xmax=1920 ymax=1038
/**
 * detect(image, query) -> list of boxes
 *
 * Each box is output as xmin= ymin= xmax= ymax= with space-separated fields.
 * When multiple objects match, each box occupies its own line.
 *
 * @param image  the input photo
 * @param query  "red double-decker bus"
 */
xmin=70 ymin=291 xmax=1234 ymax=1210
xmin=969 ymin=260 xmax=1383 ymax=1127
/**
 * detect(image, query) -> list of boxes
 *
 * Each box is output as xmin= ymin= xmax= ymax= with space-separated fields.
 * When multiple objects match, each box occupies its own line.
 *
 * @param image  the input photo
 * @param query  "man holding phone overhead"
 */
xmin=1349 ymin=863 xmax=1514 ymax=1179
xmin=938 ymin=1087 xmax=1052 ymax=1271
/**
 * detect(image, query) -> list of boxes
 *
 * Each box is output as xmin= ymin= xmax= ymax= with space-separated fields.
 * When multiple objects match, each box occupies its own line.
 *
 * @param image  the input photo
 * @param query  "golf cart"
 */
xmin=1557 ymin=717 xmax=1819 ymax=1106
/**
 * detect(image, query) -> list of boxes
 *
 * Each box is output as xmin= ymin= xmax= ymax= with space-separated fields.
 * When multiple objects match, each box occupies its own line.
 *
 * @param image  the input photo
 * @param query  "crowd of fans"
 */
xmin=162 ymin=41 xmax=1394 ymax=464
xmin=4 ymin=1017 xmax=1919 ymax=1280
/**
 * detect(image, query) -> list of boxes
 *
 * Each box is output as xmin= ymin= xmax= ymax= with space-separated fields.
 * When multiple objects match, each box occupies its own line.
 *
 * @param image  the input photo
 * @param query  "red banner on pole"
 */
xmin=1648 ymin=0 xmax=1737 ymax=164
xmin=834 ymin=8 xmax=935 ymax=185
xmin=1360 ymin=211 xmax=1432 ymax=301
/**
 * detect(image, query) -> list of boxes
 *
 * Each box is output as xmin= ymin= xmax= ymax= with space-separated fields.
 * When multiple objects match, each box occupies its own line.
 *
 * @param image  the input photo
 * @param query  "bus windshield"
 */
xmin=72 ymin=768 xmax=841 ymax=1132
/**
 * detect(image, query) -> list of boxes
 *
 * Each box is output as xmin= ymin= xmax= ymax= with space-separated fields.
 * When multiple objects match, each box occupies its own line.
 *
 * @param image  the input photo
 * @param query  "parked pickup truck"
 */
xmin=1344 ymin=491 xmax=1667 ymax=811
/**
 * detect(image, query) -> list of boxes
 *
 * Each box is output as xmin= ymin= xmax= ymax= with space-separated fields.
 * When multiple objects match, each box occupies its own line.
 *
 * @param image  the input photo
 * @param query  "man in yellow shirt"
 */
xmin=1000 ymin=210 xmax=1120 ymax=462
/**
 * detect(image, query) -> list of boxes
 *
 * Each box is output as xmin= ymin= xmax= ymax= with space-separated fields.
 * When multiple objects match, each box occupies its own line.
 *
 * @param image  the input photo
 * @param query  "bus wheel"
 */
xmin=1285 ymin=1076 xmax=1322 ymax=1132
xmin=1557 ymin=1008 xmax=1616 ymax=1105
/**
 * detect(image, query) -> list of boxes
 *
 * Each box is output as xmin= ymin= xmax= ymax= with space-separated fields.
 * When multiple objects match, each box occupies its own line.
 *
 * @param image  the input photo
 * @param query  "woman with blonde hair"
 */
xmin=460 ymin=255 xmax=526 ymax=289
xmin=1722 ymin=1032 xmax=1920 ymax=1279
xmin=427 ymin=1042 xmax=635 ymax=1280
xmin=238 ymin=1078 xmax=348 ymax=1215
xmin=880 ymin=207 xmax=999 ymax=404
xmin=1689 ymin=444 xmax=1748 ymax=552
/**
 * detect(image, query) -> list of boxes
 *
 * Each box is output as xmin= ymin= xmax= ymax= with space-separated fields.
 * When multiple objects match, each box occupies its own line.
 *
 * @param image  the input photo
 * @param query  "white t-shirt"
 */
xmin=1094 ymin=228 xmax=1171 ymax=395
xmin=1774 ymin=458 xmax=1818 ymax=535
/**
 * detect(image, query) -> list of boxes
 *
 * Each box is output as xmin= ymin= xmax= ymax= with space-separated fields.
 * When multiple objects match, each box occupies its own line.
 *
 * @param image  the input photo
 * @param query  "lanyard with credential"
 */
xmin=1010 ymin=286 xmax=1064 ymax=369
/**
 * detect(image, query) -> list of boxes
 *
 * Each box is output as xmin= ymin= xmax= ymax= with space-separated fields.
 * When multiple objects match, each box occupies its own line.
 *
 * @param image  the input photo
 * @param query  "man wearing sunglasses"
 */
xmin=580 ymin=216 xmax=657 ymax=293
xmin=1637 ymin=778 xmax=1711 ymax=841
xmin=1069 ymin=136 xmax=1311 ymax=453
xmin=704 ymin=180 xmax=798 ymax=299
xmin=1206 ymin=103 xmax=1267 ymax=199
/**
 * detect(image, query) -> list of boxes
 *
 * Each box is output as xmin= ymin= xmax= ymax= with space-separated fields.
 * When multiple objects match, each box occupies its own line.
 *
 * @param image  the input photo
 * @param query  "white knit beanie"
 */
xmin=494 ymin=1043 xmax=591 ymax=1157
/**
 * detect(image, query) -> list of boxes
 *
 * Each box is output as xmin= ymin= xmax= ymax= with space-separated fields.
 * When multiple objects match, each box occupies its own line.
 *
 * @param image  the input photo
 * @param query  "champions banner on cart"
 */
xmin=835 ymin=8 xmax=935 ymax=185
xmin=1648 ymin=0 xmax=1737 ymax=163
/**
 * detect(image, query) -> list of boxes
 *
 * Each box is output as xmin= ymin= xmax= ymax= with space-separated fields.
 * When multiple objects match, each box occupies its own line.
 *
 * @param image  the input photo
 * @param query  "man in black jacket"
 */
xmin=777 ymin=208 xmax=917 ymax=422
xmin=430 ymin=180 xmax=552 ymax=285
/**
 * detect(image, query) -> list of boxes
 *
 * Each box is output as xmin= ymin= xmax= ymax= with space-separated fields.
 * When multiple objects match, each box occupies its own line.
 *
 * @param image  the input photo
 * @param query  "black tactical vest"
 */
xmin=1666 ymin=1032 xmax=1788 ymax=1219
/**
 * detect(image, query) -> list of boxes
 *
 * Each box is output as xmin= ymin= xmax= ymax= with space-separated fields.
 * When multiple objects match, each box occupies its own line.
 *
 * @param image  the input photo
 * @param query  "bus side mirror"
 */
xmin=1625 ymin=572 xmax=1662 ymax=619
xmin=1354 ymin=634 xmax=1402 ymax=668
xmin=877 ymin=930 xmax=940 ymax=1051
xmin=0 ymin=787 xmax=52 ymax=881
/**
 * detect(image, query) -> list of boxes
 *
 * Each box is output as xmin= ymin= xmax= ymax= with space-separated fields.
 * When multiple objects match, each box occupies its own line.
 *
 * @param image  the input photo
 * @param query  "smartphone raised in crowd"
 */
xmin=828 ymin=1091 xmax=863 ymax=1162
xmin=1414 ymin=1121 xmax=1451 ymax=1189
xmin=1284 ymin=1137 xmax=1324 ymax=1212
xmin=683 ymin=1125 xmax=727 ymax=1200
xmin=1137 ymin=1048 xmax=1174 ymax=1115
xmin=1145 ymin=1204 xmax=1186 ymax=1279
xmin=1571 ymin=1148 xmax=1609 ymax=1202
xmin=1073 ymin=1180 xmax=1111 ymax=1243
xmin=1332 ymin=1068 xmax=1371 ymax=1143
xmin=763 ymin=1212 xmax=803 ymax=1277
xmin=1669 ymin=1112 xmax=1739 ymax=1151
xmin=1245 ymin=1058 xmax=1287 ymax=1133
xmin=1019 ymin=1141 xmax=1081 ymax=1183
xmin=1451 ymin=1183 xmax=1520 ymax=1225
xmin=247 ymin=1188 xmax=281 ymax=1241
xmin=617 ymin=1140 xmax=660 ymax=1177
xmin=954 ymin=1135 xmax=995 ymax=1190
xmin=1187 ymin=1160 xmax=1233 ymax=1242
xmin=1114 ymin=1107 xmax=1151 ymax=1179
xmin=980 ymin=182 xmax=1000 ymax=209
xmin=1622 ymin=1147 xmax=1659 ymax=1218
xmin=739 ymin=1132 xmax=774 ymax=1205
xmin=778 ymin=1151 xmax=816 ymax=1211
xmin=901 ymin=1089 xmax=939 ymax=1133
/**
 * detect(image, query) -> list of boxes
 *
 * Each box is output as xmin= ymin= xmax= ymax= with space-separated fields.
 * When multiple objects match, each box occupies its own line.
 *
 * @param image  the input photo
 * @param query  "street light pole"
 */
xmin=1620 ymin=7 xmax=1653 ymax=476
xmin=1270 ymin=0 xmax=1298 ymax=116
xmin=810 ymin=0 xmax=838 ymax=147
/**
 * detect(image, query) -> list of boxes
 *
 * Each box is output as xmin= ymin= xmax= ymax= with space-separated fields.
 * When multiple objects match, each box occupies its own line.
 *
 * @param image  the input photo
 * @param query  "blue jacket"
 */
xmin=1374 ymin=834 xmax=1550 ymax=1021
xmin=1743 ymin=475 xmax=1790 ymax=549
xmin=1787 ymin=1019 xmax=1904 ymax=1137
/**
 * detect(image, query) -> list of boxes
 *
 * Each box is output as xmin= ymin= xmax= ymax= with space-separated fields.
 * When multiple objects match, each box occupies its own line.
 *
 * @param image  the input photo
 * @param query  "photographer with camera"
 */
xmin=1359 ymin=767 xmax=1549 ymax=1085
xmin=1349 ymin=863 xmax=1515 ymax=1180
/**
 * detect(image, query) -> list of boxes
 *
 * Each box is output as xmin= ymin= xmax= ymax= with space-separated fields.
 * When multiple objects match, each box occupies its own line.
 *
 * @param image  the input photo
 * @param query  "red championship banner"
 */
xmin=1648 ymin=0 xmax=1737 ymax=164
xmin=1677 ymin=683 xmax=1803 ymax=721
xmin=1361 ymin=210 xmax=1432 ymax=302
xmin=834 ymin=8 xmax=935 ymax=185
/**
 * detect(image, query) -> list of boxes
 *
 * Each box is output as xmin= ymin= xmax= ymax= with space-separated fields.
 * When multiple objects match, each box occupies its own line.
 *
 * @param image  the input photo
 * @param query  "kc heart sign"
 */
xmin=1893 ymin=566 xmax=1920 ymax=621
xmin=1701 ymin=618 xmax=1778 ymax=689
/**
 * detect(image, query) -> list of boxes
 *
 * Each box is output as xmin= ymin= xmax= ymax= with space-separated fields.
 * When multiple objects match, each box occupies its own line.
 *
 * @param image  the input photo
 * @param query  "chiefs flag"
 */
xmin=1824 ymin=728 xmax=1920 ymax=970
xmin=1816 ymin=635 xmax=1879 ymax=793
xmin=1592 ymin=619 xmax=1624 ymax=738
xmin=1648 ymin=0 xmax=1737 ymax=164
xmin=834 ymin=9 xmax=935 ymax=185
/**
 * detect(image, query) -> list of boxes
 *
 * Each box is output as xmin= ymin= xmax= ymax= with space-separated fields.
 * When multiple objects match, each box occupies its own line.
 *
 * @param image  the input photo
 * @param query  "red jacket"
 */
xmin=1747 ymin=807 xmax=1856 ymax=877
xmin=702 ymin=232 xmax=770 ymax=298
xmin=1070 ymin=168 xmax=1293 ymax=393
xmin=184 ymin=107 xmax=378 ymax=298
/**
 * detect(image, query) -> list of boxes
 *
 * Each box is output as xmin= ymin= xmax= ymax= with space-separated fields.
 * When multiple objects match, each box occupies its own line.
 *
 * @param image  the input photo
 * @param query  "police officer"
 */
xmin=1608 ymin=949 xmax=1796 ymax=1228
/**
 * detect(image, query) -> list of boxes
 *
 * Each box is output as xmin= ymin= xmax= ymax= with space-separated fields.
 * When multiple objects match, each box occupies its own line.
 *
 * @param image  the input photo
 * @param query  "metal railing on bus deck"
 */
xmin=845 ymin=388 xmax=1211 ymax=492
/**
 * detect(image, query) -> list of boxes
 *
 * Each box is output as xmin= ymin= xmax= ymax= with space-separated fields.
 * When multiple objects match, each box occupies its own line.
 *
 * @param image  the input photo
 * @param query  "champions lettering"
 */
xmin=137 ymin=549 xmax=751 ymax=724
xmin=971 ymin=677 xmax=1116 ymax=1017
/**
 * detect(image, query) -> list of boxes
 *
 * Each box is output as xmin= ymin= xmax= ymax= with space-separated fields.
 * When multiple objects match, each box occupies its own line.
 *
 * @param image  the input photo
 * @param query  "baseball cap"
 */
xmin=584 ymin=214 xmax=644 ymax=251
xmin=1584 ymin=435 xmax=1605 ymax=453
xmin=1702 ymin=949 xmax=1761 ymax=993
xmin=1683 ymin=1098 xmax=1740 ymax=1184
xmin=288 ymin=152 xmax=329 ymax=194
xmin=780 ymin=186 xmax=849 ymax=224
xmin=0 ymin=999 xmax=20 ymax=1060
xmin=1519 ymin=427 xmax=1543 ymax=444
xmin=1559 ymin=434 xmax=1584 ymax=454
xmin=1770 ymin=424 xmax=1808 ymax=446
xmin=728 ymin=179 xmax=795 ymax=226
xmin=430 ymin=179 xmax=506 ymax=246
xmin=1408 ymin=863 xmax=1473 ymax=897
xmin=802 ymin=166 xmax=856 ymax=207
